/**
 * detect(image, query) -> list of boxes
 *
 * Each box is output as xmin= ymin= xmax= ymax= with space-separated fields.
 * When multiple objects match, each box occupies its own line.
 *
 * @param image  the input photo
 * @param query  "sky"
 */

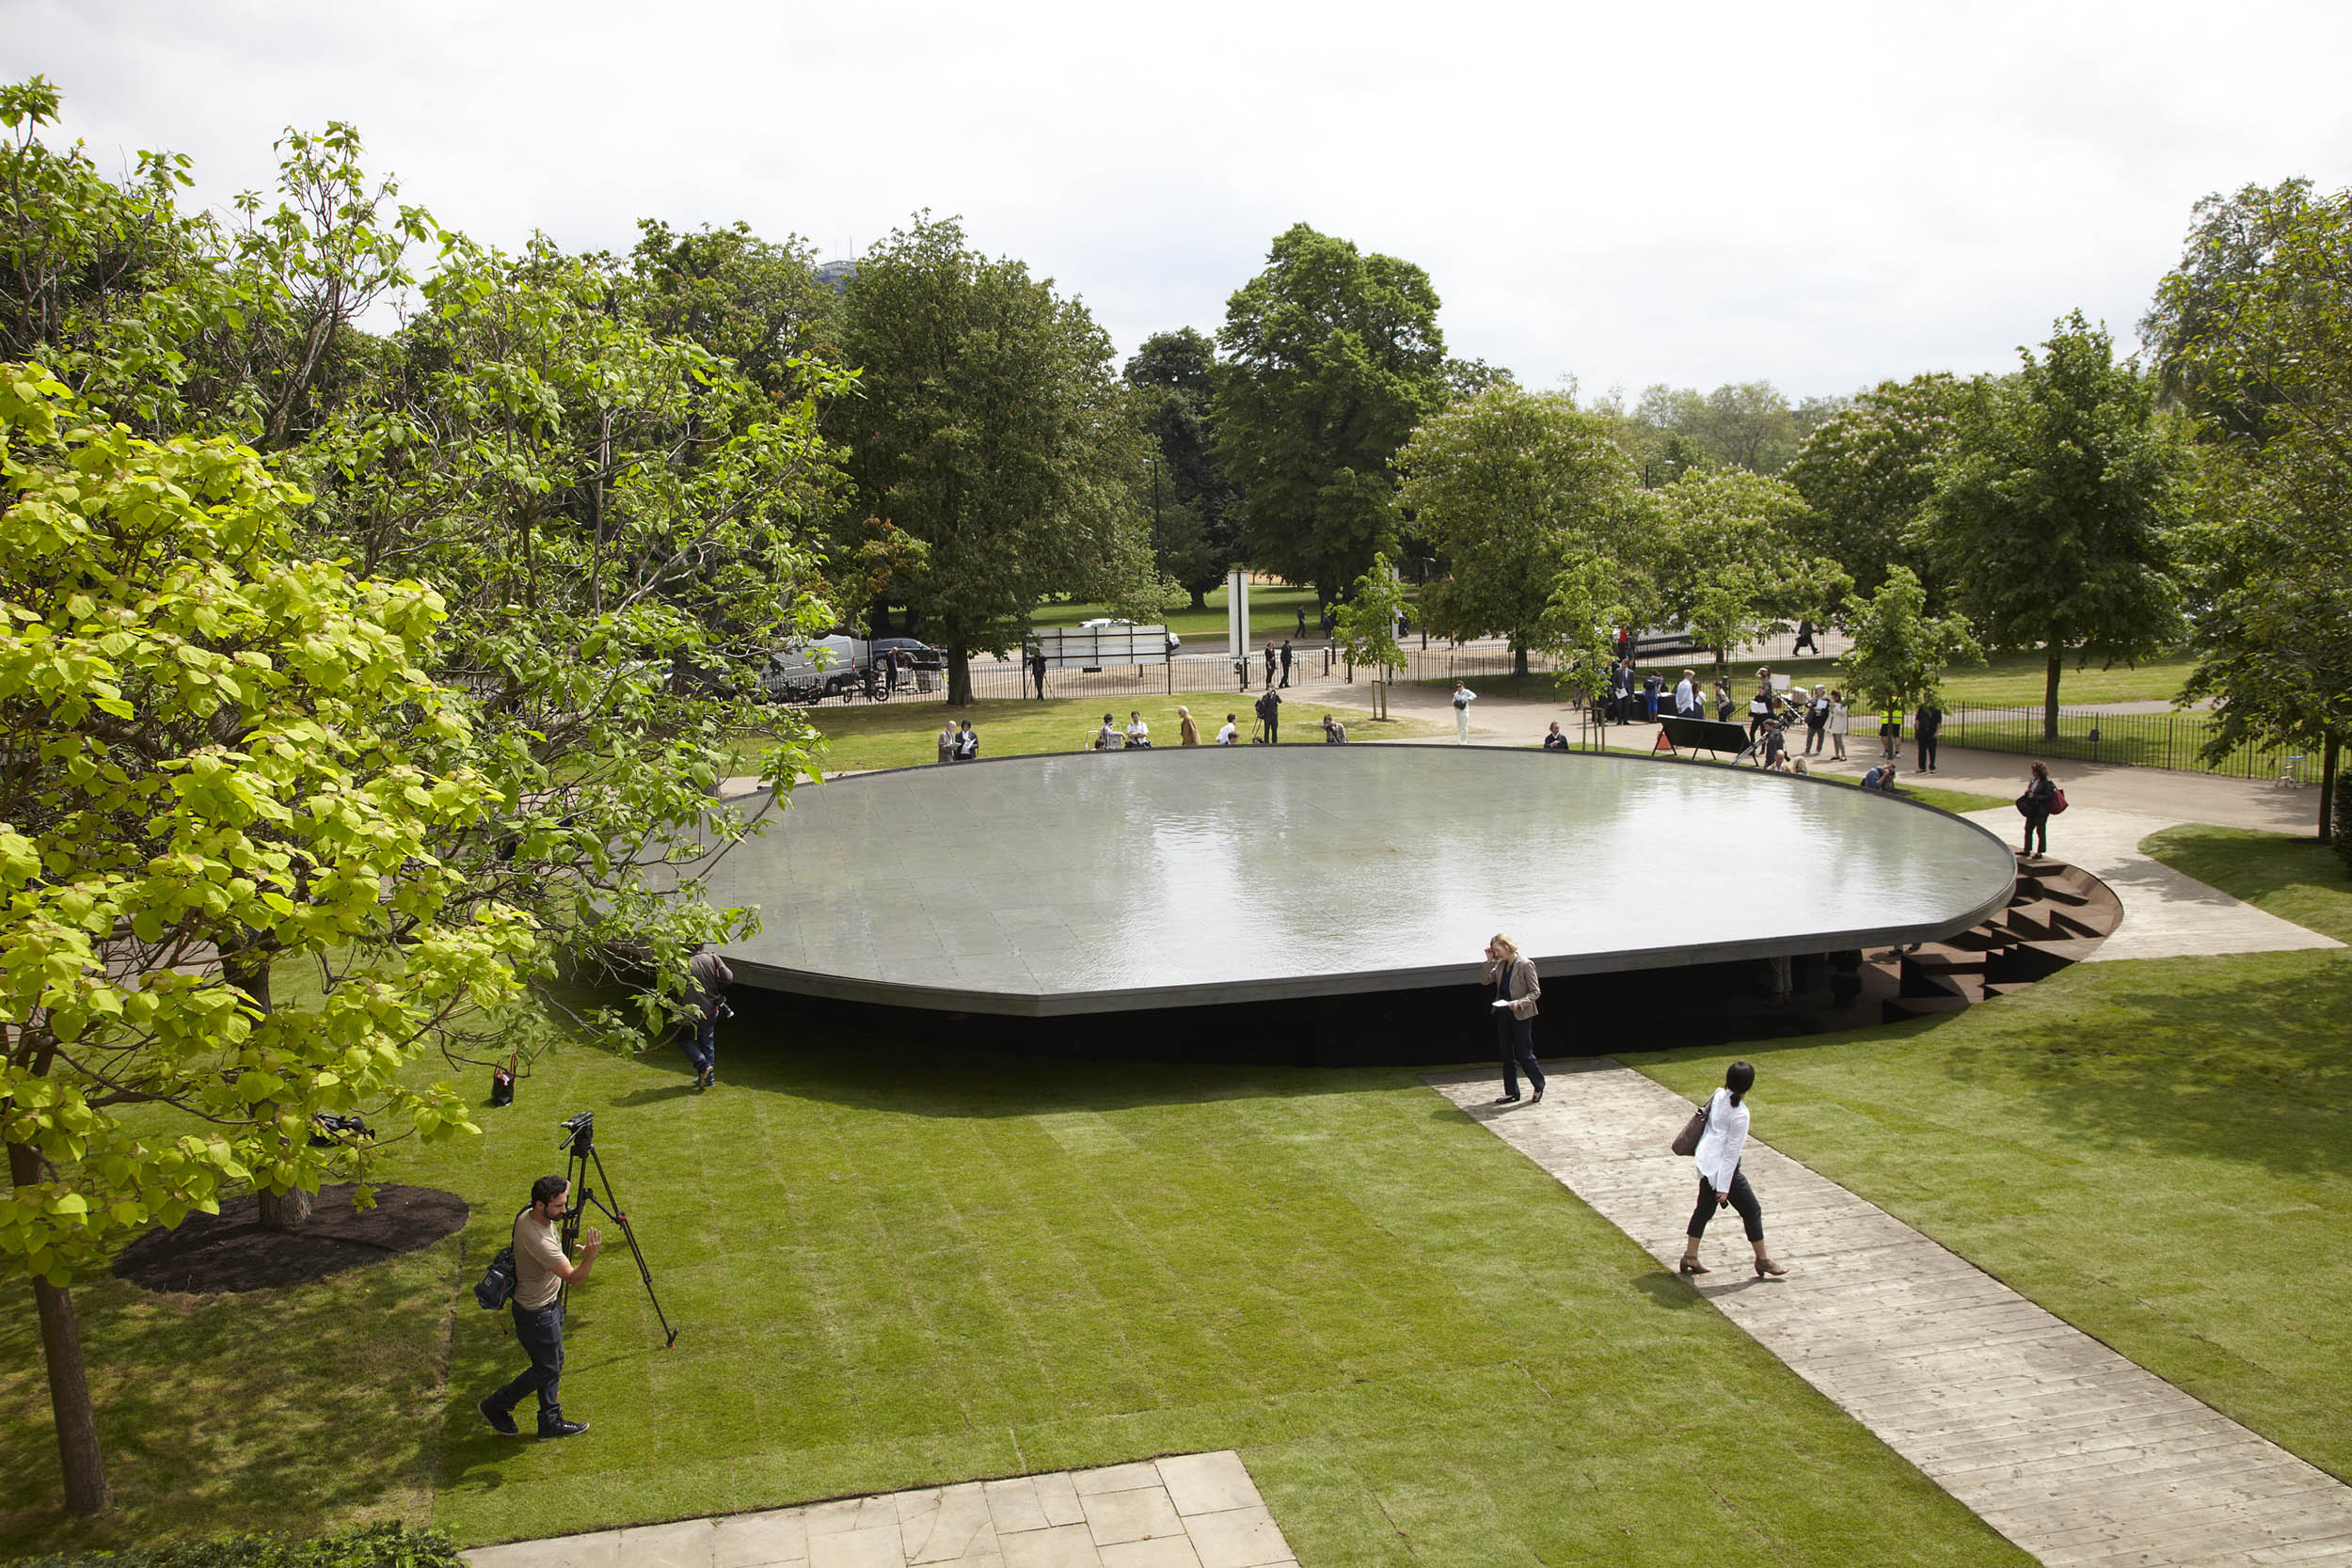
xmin=10 ymin=0 xmax=2352 ymax=402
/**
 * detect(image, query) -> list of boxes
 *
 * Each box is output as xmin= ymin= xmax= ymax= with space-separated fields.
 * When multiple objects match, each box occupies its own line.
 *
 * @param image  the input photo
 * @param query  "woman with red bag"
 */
xmin=2018 ymin=761 xmax=2061 ymax=856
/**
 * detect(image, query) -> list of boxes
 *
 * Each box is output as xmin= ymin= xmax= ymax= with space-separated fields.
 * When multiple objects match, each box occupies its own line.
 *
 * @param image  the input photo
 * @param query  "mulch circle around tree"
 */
xmin=112 ymin=1182 xmax=470 ymax=1294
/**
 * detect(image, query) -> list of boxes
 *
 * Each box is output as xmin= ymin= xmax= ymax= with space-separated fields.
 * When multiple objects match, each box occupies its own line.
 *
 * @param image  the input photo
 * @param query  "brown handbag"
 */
xmin=1670 ymin=1096 xmax=1710 ymax=1156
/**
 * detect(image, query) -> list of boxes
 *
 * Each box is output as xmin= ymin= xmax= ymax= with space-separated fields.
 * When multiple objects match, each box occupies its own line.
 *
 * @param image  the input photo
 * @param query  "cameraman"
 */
xmin=478 ymin=1174 xmax=603 ymax=1440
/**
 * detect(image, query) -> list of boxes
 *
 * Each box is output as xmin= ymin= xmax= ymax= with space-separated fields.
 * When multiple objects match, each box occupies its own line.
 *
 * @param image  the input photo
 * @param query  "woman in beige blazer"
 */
xmin=1479 ymin=933 xmax=1545 ymax=1105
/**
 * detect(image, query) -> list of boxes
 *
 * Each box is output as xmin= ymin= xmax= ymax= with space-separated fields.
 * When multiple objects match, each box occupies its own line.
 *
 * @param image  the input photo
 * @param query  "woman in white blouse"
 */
xmin=1677 ymin=1061 xmax=1788 ymax=1278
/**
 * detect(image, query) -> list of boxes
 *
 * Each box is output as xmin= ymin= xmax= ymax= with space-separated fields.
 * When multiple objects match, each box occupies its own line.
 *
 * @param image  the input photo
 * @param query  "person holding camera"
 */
xmin=681 ymin=944 xmax=732 ymax=1090
xmin=479 ymin=1174 xmax=602 ymax=1439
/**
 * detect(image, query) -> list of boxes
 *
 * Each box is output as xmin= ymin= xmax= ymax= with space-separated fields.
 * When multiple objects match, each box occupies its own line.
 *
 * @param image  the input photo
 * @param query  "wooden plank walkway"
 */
xmin=1428 ymin=1059 xmax=2352 ymax=1566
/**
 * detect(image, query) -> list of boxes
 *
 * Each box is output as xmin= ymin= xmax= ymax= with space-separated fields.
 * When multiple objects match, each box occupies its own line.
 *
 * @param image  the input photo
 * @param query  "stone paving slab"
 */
xmin=1428 ymin=1058 xmax=2352 ymax=1565
xmin=462 ymin=1451 xmax=1295 ymax=1568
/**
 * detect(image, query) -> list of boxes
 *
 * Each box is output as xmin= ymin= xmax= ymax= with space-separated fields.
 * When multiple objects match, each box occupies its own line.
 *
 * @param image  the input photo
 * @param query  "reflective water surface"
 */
xmin=702 ymin=748 xmax=2017 ymax=1012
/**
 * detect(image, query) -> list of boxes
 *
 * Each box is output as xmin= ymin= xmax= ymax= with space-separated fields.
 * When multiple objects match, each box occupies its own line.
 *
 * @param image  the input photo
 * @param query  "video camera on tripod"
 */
xmin=553 ymin=1111 xmax=678 ymax=1348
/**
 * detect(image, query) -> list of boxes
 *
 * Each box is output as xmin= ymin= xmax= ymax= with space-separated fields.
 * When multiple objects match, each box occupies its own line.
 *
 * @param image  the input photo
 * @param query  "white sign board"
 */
xmin=1031 ymin=626 xmax=1172 ymax=670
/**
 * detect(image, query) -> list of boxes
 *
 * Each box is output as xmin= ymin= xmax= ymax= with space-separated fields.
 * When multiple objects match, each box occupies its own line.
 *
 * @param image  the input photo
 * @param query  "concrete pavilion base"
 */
xmin=737 ymin=946 xmax=1931 ymax=1068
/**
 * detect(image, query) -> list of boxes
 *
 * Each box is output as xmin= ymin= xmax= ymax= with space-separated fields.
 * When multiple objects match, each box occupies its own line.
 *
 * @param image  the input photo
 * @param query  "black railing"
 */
xmin=1939 ymin=704 xmax=2309 ymax=783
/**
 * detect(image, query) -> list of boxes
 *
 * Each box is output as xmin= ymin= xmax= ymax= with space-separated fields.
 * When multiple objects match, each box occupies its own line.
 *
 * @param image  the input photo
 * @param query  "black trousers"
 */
xmin=2022 ymin=809 xmax=2048 ymax=854
xmin=487 ymin=1297 xmax=565 ymax=1424
xmin=1496 ymin=1011 xmax=1544 ymax=1098
xmin=1917 ymin=732 xmax=1939 ymax=768
xmin=1688 ymin=1167 xmax=1764 ymax=1243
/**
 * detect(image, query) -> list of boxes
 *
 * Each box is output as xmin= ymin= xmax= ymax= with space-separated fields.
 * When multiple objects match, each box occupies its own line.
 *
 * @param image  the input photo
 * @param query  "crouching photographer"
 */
xmin=478 ymin=1174 xmax=609 ymax=1440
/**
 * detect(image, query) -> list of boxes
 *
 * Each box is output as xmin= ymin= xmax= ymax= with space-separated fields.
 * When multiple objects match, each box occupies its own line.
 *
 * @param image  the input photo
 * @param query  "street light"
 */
xmin=1144 ymin=457 xmax=1162 ymax=576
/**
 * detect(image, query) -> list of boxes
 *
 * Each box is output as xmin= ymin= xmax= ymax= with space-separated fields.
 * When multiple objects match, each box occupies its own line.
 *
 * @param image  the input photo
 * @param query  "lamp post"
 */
xmin=1144 ymin=457 xmax=1162 ymax=576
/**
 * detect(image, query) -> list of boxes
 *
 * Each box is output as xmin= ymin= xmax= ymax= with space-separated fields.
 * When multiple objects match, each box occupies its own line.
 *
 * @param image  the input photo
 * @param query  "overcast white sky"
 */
xmin=10 ymin=0 xmax=2351 ymax=400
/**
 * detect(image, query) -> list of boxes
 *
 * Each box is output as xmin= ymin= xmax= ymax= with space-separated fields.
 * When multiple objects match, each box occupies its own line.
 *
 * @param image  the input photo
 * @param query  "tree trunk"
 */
xmin=1188 ymin=586 xmax=1209 ymax=612
xmin=222 ymin=936 xmax=310 ymax=1234
xmin=257 ymin=1188 xmax=314 ymax=1230
xmin=1512 ymin=642 xmax=1529 ymax=678
xmin=2320 ymin=732 xmax=2340 ymax=844
xmin=9 ymin=1144 xmax=110 ymax=1514
xmin=946 ymin=646 xmax=972 ymax=707
xmin=2042 ymin=649 xmax=2063 ymax=741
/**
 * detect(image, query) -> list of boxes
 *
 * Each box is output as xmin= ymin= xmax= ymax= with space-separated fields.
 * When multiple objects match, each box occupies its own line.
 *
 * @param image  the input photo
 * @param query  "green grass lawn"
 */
xmin=738 ymin=691 xmax=1450 ymax=775
xmin=1031 ymin=583 xmax=1327 ymax=643
xmin=1637 ymin=826 xmax=2352 ymax=1485
xmin=1 ymin=1013 xmax=2027 ymax=1563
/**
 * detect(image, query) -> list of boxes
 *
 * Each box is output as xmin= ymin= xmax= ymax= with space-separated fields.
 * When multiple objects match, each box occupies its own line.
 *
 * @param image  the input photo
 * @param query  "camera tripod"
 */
xmin=555 ymin=1112 xmax=678 ymax=1348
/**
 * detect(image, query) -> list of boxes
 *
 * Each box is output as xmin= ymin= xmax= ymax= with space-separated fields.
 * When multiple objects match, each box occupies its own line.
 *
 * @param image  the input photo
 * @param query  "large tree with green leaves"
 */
xmin=1125 ymin=328 xmax=1238 ymax=609
xmin=1214 ymin=224 xmax=1447 ymax=600
xmin=1397 ymin=387 xmax=1643 ymax=675
xmin=834 ymin=215 xmax=1151 ymax=704
xmin=1651 ymin=469 xmax=1847 ymax=681
xmin=1 ymin=366 xmax=533 ymax=1513
xmin=2150 ymin=182 xmax=2352 ymax=842
xmin=1925 ymin=313 xmax=2186 ymax=738
xmin=1784 ymin=372 xmax=1963 ymax=604
xmin=4 ymin=85 xmax=848 ymax=1063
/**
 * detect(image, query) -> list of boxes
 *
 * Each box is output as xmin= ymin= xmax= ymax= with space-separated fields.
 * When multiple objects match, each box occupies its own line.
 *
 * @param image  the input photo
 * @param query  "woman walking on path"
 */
xmin=2019 ymin=761 xmax=2058 ymax=856
xmin=1479 ymin=933 xmax=1545 ymax=1106
xmin=1827 ymin=689 xmax=1849 ymax=761
xmin=1679 ymin=1061 xmax=1786 ymax=1278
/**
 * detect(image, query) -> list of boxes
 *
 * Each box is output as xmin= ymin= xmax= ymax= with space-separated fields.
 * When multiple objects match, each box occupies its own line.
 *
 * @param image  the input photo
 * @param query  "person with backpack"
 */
xmin=1452 ymin=680 xmax=1476 ymax=744
xmin=2018 ymin=761 xmax=2060 ymax=854
xmin=1677 ymin=1061 xmax=1787 ymax=1279
xmin=478 ymin=1174 xmax=604 ymax=1440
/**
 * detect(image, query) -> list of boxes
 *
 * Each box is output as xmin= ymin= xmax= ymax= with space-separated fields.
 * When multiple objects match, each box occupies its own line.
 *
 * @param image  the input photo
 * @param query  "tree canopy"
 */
xmin=1785 ymin=372 xmax=1962 ymax=604
xmin=1397 ymin=387 xmax=1642 ymax=675
xmin=1926 ymin=313 xmax=2185 ymax=737
xmin=2152 ymin=183 xmax=2352 ymax=842
xmin=1 ymin=364 xmax=533 ymax=1511
xmin=1215 ymin=223 xmax=1447 ymax=600
xmin=1124 ymin=328 xmax=1238 ymax=608
xmin=834 ymin=215 xmax=1151 ymax=704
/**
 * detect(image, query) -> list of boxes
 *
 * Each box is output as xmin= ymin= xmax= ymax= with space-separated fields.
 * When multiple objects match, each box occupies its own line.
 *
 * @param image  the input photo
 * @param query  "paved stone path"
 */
xmin=1428 ymin=1060 xmax=2352 ymax=1566
xmin=1957 ymin=806 xmax=2343 ymax=964
xmin=463 ymin=1451 xmax=1295 ymax=1568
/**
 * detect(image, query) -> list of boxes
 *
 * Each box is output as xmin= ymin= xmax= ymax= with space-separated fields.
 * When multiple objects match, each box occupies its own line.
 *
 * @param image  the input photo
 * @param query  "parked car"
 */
xmin=761 ymin=634 xmax=868 ymax=702
xmin=868 ymin=637 xmax=945 ymax=671
xmin=1632 ymin=624 xmax=1703 ymax=657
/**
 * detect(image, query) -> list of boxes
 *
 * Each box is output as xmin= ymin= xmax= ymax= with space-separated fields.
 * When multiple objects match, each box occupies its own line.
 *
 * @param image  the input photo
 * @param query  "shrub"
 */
xmin=14 ymin=1522 xmax=466 ymax=1568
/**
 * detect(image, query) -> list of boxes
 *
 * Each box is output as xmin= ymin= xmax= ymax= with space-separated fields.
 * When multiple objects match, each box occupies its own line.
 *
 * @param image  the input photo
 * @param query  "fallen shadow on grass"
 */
xmin=0 ymin=1242 xmax=459 ymax=1552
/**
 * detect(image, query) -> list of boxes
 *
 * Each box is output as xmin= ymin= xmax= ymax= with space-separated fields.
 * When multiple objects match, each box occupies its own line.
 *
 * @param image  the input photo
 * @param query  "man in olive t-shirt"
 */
xmin=478 ymin=1174 xmax=603 ymax=1439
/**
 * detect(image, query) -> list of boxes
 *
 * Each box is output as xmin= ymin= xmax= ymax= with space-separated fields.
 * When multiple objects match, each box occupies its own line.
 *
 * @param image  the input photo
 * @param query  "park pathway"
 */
xmin=1427 ymin=1061 xmax=2352 ymax=1566
xmin=463 ymin=1450 xmax=1298 ymax=1568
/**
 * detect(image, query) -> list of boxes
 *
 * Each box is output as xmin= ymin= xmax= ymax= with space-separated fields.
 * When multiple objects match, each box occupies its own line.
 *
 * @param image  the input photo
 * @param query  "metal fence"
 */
xmin=783 ymin=644 xmax=1570 ymax=708
xmin=1938 ymin=703 xmax=2312 ymax=784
